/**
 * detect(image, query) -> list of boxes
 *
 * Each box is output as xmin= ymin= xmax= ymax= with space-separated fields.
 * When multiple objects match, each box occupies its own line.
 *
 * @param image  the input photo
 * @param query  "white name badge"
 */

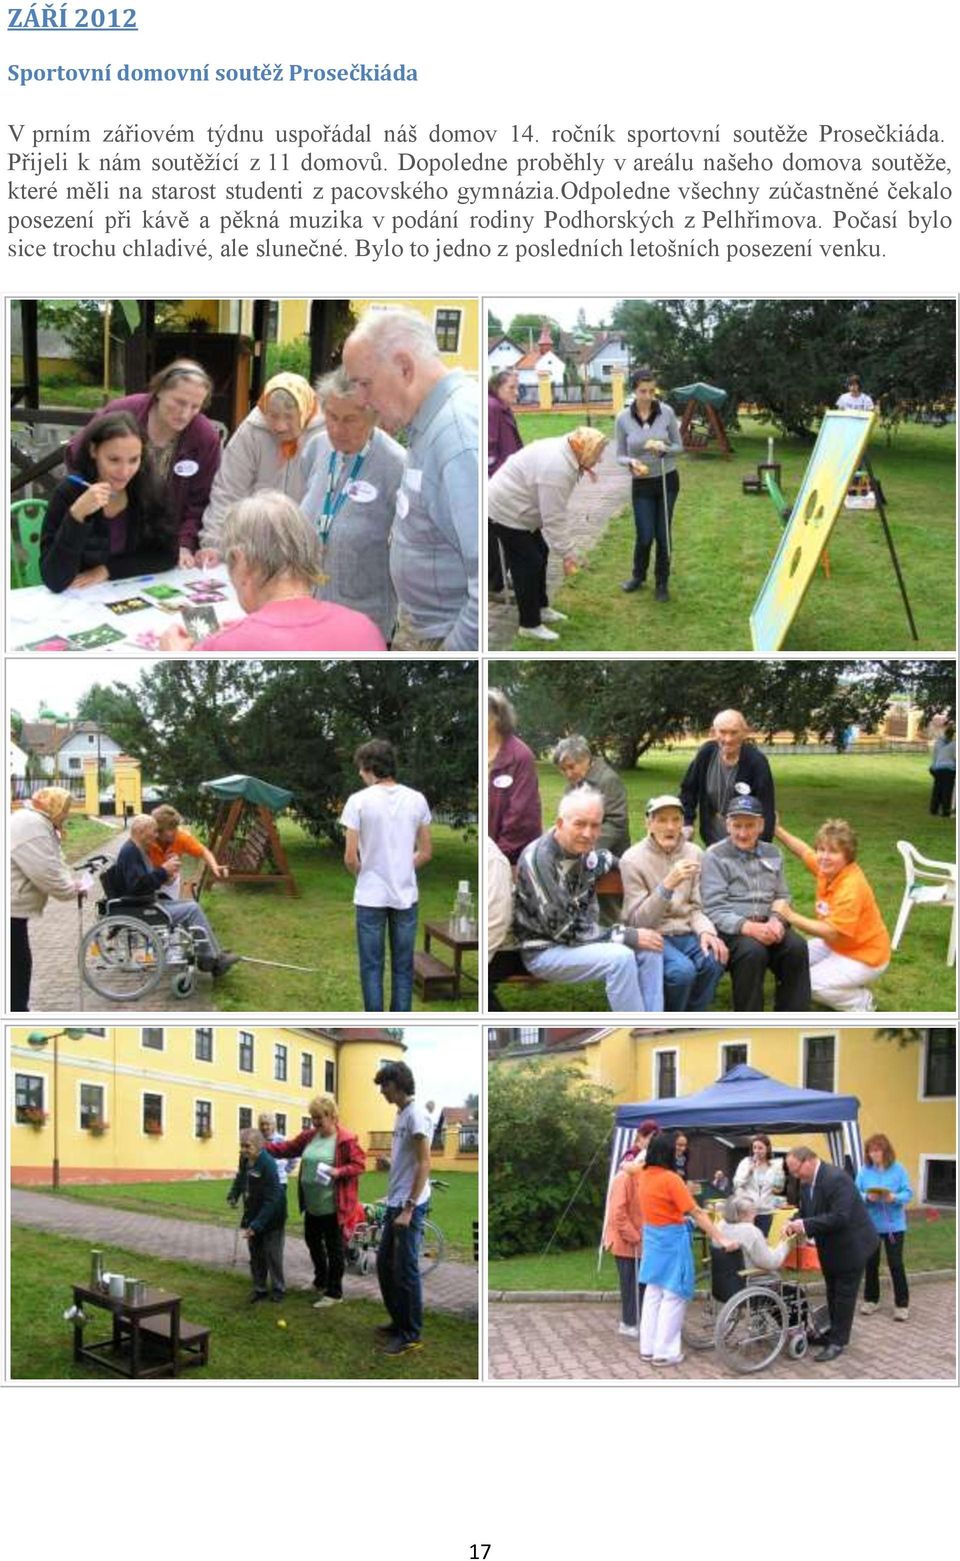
xmin=816 ymin=900 xmax=830 ymax=916
xmin=395 ymin=489 xmax=410 ymax=519
xmin=405 ymin=468 xmax=423 ymax=492
xmin=173 ymin=459 xmax=199 ymax=478
xmin=347 ymin=479 xmax=377 ymax=503
xmin=734 ymin=782 xmax=752 ymax=794
xmin=492 ymin=774 xmax=513 ymax=789
xmin=760 ymin=858 xmax=780 ymax=871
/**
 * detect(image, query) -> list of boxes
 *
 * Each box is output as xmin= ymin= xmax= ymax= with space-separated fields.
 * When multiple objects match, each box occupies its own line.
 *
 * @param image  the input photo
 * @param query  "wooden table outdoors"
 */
xmin=71 ymin=1281 xmax=208 ymax=1378
xmin=414 ymin=918 xmax=479 ymax=1001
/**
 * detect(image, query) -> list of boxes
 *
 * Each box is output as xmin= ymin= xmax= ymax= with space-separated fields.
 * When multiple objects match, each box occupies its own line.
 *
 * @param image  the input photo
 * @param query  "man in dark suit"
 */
xmin=784 ymin=1146 xmax=879 ymax=1362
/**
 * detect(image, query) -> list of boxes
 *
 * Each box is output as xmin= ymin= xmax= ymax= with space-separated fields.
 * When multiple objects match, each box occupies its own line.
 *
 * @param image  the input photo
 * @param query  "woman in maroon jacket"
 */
xmin=265 ymin=1095 xmax=366 ymax=1305
xmin=67 ymin=358 xmax=222 ymax=564
xmin=488 ymin=687 xmax=542 ymax=866
xmin=488 ymin=369 xmax=523 ymax=596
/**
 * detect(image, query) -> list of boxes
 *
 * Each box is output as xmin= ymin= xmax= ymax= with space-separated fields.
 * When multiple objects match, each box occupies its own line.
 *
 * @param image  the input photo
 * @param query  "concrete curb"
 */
xmin=489 ymin=1268 xmax=955 ymax=1303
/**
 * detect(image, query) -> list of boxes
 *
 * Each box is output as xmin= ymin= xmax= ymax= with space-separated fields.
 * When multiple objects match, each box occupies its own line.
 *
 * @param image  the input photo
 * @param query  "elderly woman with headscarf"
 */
xmin=196 ymin=372 xmax=326 ymax=558
xmin=488 ymin=426 xmax=607 ymax=642
xmin=159 ymin=491 xmax=386 ymax=653
xmin=299 ymin=367 xmax=406 ymax=644
xmin=10 ymin=787 xmax=88 ymax=1011
xmin=67 ymin=358 xmax=221 ymax=566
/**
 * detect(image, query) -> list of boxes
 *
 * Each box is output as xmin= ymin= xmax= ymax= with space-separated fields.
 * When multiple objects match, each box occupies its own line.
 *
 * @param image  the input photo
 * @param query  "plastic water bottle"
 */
xmin=451 ymin=880 xmax=474 ymax=937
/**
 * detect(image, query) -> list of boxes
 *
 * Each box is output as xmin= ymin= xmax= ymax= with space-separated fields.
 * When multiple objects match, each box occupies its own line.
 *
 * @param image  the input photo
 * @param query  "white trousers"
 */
xmin=639 ymin=1283 xmax=686 ymax=1362
xmin=809 ymin=938 xmax=887 ymax=1011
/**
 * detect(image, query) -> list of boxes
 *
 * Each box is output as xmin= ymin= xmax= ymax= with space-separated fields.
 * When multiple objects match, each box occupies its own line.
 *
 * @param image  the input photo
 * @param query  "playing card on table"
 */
xmin=68 ymin=624 xmax=127 ymax=649
xmin=181 ymin=604 xmax=220 ymax=637
xmin=142 ymin=584 xmax=183 ymax=601
xmin=21 ymin=635 xmax=76 ymax=652
xmin=106 ymin=597 xmax=151 ymax=616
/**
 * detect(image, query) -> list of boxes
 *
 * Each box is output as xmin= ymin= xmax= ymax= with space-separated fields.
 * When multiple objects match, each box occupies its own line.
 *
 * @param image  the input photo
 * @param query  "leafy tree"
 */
xmin=463 ymin=1092 xmax=479 ymax=1112
xmin=498 ymin=659 xmax=944 ymax=766
xmin=507 ymin=313 xmax=562 ymax=349
xmin=37 ymin=300 xmax=138 ymax=382
xmin=488 ymin=1061 xmax=613 ymax=1257
xmin=10 ymin=709 xmax=23 ymax=743
xmin=487 ymin=311 xmax=503 ymax=335
xmin=72 ymin=661 xmax=478 ymax=843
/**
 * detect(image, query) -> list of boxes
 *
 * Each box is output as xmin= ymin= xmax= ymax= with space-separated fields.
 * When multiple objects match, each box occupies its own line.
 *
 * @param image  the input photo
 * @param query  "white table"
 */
xmin=8 ymin=567 xmax=243 ymax=653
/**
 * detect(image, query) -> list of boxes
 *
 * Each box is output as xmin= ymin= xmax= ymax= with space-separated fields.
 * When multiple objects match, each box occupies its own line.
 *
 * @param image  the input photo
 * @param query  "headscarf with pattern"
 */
xmin=567 ymin=427 xmax=608 ymax=470
xmin=257 ymin=373 xmax=318 ymax=461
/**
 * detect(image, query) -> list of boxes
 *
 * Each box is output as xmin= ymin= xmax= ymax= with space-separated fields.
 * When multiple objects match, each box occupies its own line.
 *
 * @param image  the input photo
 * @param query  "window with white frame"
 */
xmin=518 ymin=1027 xmax=541 ymax=1047
xmin=301 ymin=1052 xmax=313 ymax=1088
xmin=238 ymin=1032 xmax=254 ymax=1073
xmin=195 ymin=1027 xmax=214 ymax=1062
xmin=79 ymin=1082 xmax=105 ymax=1130
xmin=923 ymin=1157 xmax=956 ymax=1206
xmin=923 ymin=1030 xmax=956 ymax=1098
xmin=275 ymin=1043 xmax=288 ymax=1082
xmin=655 ymin=1050 xmax=678 ymax=1099
xmin=142 ymin=1093 xmax=163 ymax=1133
xmin=15 ymin=1073 xmax=44 ymax=1124
xmin=803 ymin=1033 xmax=836 ymax=1092
xmin=195 ymin=1100 xmax=212 ymax=1137
xmin=301 ymin=1116 xmax=312 ymax=1131
xmin=141 ymin=1027 xmax=164 ymax=1050
xmin=324 ymin=1059 xmax=335 ymax=1093
xmin=435 ymin=308 xmax=462 ymax=353
xmin=276 ymin=1112 xmax=287 ymax=1136
xmin=238 ymin=1106 xmax=253 ymax=1132
xmin=721 ymin=1043 xmax=748 ymax=1073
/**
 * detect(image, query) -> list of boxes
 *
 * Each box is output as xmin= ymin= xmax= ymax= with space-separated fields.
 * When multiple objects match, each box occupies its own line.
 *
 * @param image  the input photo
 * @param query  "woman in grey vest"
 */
xmin=300 ymin=368 xmax=406 ymax=644
xmin=616 ymin=368 xmax=683 ymax=602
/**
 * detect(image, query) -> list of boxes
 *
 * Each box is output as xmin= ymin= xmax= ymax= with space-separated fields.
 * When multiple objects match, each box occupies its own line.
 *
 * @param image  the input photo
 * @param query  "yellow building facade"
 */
xmin=270 ymin=298 xmax=479 ymax=375
xmin=10 ymin=1025 xmax=405 ymax=1185
xmin=491 ymin=1026 xmax=956 ymax=1207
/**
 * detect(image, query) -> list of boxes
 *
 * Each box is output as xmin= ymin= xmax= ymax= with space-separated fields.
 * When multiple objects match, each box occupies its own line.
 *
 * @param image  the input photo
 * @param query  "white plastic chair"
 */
xmin=891 ymin=841 xmax=957 ymax=967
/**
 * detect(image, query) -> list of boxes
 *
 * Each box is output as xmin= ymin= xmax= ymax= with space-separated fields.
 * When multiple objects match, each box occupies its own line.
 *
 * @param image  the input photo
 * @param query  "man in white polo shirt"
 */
xmin=373 ymin=1060 xmax=433 ymax=1357
xmin=340 ymin=738 xmax=432 ymax=1012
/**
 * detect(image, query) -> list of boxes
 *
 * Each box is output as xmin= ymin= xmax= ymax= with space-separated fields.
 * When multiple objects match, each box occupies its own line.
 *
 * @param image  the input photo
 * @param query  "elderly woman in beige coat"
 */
xmin=10 ymin=787 xmax=87 ymax=1012
xmin=620 ymin=794 xmax=727 ymax=1013
xmin=197 ymin=373 xmax=326 ymax=556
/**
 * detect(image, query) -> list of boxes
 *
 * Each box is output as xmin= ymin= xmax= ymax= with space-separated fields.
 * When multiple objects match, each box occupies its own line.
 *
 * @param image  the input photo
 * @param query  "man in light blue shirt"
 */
xmin=343 ymin=308 xmax=479 ymax=650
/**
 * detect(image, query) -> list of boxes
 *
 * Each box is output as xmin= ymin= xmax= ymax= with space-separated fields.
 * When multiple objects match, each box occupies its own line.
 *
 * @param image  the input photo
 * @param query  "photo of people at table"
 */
xmin=10 ymin=298 xmax=479 ymax=652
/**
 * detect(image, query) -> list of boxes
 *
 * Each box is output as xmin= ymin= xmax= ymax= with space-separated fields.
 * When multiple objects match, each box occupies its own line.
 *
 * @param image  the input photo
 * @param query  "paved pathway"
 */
xmin=488 ymin=443 xmax=631 ymax=650
xmin=27 ymin=827 xmax=218 ymax=1014
xmin=11 ymin=1188 xmax=478 ymax=1317
xmin=488 ymin=1280 xmax=955 ymax=1380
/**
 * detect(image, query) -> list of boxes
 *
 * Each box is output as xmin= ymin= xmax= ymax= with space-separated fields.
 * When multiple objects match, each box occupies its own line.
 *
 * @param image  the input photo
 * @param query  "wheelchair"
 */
xmin=77 ymin=855 xmax=213 ymax=1002
xmin=683 ymin=1241 xmax=828 ymax=1374
xmin=343 ymin=1200 xmax=446 ymax=1279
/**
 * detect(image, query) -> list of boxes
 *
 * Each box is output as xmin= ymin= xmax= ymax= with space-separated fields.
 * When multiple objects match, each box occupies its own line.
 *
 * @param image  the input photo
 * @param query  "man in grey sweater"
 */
xmin=700 ymin=795 xmax=811 ymax=1011
xmin=343 ymin=308 xmax=478 ymax=650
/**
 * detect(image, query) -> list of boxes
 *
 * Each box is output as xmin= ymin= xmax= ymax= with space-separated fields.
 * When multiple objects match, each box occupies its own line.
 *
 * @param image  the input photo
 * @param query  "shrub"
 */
xmin=488 ymin=1061 xmax=613 ymax=1257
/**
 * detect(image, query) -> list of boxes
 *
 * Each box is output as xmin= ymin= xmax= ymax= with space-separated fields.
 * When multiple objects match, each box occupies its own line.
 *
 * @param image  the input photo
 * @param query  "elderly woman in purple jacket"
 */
xmin=488 ymin=369 xmax=523 ymax=597
xmin=488 ymin=687 xmax=542 ymax=866
xmin=68 ymin=358 xmax=222 ymax=565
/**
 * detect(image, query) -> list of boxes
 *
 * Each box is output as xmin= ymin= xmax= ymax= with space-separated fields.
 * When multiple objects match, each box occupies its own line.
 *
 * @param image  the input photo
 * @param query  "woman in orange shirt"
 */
xmin=636 ymin=1132 xmax=734 ymax=1367
xmin=773 ymin=817 xmax=890 ymax=1012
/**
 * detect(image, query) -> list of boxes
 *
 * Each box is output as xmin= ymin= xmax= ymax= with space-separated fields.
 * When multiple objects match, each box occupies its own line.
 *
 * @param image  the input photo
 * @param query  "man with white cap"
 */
xmin=620 ymin=795 xmax=727 ymax=1011
xmin=700 ymin=794 xmax=811 ymax=1011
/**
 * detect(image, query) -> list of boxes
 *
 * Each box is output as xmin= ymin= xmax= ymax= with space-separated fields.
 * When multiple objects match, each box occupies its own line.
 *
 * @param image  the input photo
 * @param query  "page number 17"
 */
xmin=469 ymin=1547 xmax=491 ymax=1559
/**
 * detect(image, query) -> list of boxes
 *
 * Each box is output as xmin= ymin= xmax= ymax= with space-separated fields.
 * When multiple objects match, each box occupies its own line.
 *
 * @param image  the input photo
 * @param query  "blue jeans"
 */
xmin=522 ymin=940 xmax=664 ymax=1010
xmin=662 ymin=933 xmax=723 ymax=1011
xmin=377 ymin=1203 xmax=427 ymax=1342
xmin=631 ymin=479 xmax=678 ymax=584
xmin=356 ymin=904 xmax=418 ymax=1011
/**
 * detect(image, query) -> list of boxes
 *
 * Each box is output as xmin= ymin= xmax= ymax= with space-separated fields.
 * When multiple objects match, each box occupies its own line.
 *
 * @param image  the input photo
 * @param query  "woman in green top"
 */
xmin=265 ymin=1095 xmax=366 ymax=1308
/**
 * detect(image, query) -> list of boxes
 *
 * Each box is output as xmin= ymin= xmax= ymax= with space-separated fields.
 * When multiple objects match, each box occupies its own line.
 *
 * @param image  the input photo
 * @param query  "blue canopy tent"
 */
xmin=608 ymin=1063 xmax=864 ymax=1203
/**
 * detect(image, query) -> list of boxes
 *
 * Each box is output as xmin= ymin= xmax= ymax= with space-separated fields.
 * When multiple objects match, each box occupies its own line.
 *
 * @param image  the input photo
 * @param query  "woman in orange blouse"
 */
xmin=773 ymin=817 xmax=890 ymax=1013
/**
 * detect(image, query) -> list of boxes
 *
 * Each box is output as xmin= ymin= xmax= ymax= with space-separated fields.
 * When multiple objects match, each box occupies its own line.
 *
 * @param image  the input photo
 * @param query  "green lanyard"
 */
xmin=319 ymin=443 xmax=369 ymax=543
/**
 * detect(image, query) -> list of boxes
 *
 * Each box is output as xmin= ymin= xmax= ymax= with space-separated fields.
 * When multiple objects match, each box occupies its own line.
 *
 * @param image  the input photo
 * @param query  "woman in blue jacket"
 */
xmin=856 ymin=1132 xmax=912 ymax=1321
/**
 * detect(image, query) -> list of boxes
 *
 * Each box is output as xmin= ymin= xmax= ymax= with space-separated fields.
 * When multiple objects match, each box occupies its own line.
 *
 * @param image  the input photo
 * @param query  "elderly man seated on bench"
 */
xmin=700 ymin=795 xmax=810 ymax=1012
xmin=513 ymin=787 xmax=664 ymax=1010
xmin=114 ymin=814 xmax=240 ymax=979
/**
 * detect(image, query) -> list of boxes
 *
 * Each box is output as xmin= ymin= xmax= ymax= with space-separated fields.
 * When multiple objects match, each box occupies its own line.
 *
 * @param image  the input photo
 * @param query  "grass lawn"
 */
xmin=494 ymin=752 xmax=956 ymax=1013
xmin=30 ymin=1171 xmax=479 ymax=1262
xmin=62 ymin=816 xmax=120 ymax=862
xmin=505 ymin=415 xmax=955 ymax=652
xmin=10 ymin=1227 xmax=477 ymax=1380
xmin=161 ymin=815 xmax=478 ymax=1012
xmin=488 ymin=1213 xmax=956 ymax=1291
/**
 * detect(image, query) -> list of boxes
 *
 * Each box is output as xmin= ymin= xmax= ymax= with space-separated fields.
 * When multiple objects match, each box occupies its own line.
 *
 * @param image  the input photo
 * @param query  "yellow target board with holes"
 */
xmin=750 ymin=409 xmax=877 ymax=651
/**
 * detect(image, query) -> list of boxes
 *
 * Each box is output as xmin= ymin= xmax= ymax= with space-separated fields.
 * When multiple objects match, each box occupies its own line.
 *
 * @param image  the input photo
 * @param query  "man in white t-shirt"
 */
xmin=373 ymin=1059 xmax=433 ymax=1356
xmin=339 ymin=738 xmax=432 ymax=1011
xmin=836 ymin=374 xmax=875 ymax=412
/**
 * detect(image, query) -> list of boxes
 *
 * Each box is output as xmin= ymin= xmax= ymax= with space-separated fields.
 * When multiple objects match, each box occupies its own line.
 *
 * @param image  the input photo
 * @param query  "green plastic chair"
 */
xmin=11 ymin=497 xmax=46 ymax=588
